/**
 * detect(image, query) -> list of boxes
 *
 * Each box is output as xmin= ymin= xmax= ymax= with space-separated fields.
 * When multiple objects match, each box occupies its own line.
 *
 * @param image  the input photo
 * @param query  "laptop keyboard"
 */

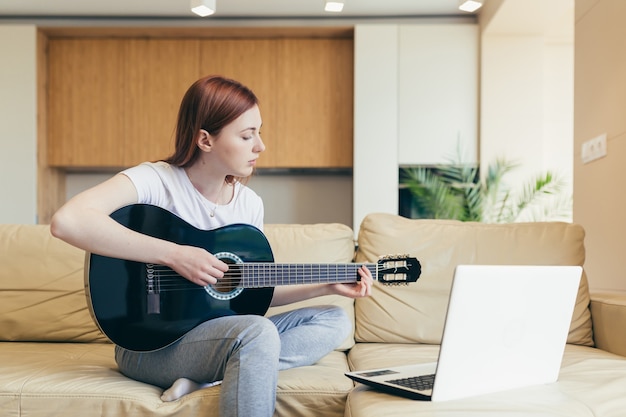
xmin=386 ymin=373 xmax=435 ymax=391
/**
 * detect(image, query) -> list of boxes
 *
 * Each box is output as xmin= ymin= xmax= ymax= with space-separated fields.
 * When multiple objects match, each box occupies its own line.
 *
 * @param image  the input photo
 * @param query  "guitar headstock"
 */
xmin=375 ymin=255 xmax=421 ymax=285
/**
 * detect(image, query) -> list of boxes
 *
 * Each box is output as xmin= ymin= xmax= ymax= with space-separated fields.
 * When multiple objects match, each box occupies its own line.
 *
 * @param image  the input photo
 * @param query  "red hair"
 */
xmin=164 ymin=75 xmax=258 ymax=168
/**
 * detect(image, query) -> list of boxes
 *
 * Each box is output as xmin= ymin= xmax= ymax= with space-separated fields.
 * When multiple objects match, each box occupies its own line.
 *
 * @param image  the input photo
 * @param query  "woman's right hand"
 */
xmin=166 ymin=245 xmax=229 ymax=287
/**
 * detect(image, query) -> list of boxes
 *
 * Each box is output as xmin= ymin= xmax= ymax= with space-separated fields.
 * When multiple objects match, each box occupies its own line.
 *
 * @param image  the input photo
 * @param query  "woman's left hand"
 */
xmin=270 ymin=265 xmax=374 ymax=306
xmin=330 ymin=265 xmax=373 ymax=298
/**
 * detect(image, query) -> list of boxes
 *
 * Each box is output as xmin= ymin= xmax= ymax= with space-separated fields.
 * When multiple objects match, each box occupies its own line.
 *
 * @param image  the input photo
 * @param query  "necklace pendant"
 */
xmin=210 ymin=211 xmax=215 ymax=218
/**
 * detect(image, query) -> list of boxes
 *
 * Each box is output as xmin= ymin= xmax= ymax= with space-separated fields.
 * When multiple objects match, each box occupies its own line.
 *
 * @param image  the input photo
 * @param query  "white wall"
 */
xmin=398 ymin=24 xmax=479 ymax=165
xmin=251 ymin=173 xmax=353 ymax=225
xmin=480 ymin=0 xmax=574 ymax=222
xmin=353 ymin=23 xmax=479 ymax=231
xmin=481 ymin=35 xmax=573 ymax=194
xmin=574 ymin=0 xmax=626 ymax=291
xmin=0 ymin=25 xmax=37 ymax=224
xmin=353 ymin=25 xmax=400 ymax=232
xmin=65 ymin=171 xmax=353 ymax=226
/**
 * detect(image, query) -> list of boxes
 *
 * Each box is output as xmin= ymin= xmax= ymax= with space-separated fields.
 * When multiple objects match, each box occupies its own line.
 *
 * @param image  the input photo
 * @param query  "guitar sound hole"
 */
xmin=214 ymin=260 xmax=242 ymax=293
xmin=204 ymin=251 xmax=245 ymax=301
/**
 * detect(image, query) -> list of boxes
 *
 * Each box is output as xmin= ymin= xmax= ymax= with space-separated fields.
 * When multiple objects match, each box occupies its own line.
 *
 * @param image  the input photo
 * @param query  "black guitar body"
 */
xmin=86 ymin=204 xmax=275 ymax=352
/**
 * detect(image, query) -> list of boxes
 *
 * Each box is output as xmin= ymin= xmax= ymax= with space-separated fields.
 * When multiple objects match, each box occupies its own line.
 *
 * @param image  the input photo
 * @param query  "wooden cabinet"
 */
xmin=48 ymin=39 xmax=125 ymax=166
xmin=46 ymin=31 xmax=353 ymax=169
xmin=274 ymin=38 xmax=354 ymax=168
xmin=122 ymin=39 xmax=200 ymax=166
xmin=48 ymin=38 xmax=199 ymax=167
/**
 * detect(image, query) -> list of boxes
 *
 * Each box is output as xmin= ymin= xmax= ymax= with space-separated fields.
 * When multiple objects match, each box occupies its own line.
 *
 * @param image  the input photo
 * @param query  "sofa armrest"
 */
xmin=590 ymin=291 xmax=626 ymax=357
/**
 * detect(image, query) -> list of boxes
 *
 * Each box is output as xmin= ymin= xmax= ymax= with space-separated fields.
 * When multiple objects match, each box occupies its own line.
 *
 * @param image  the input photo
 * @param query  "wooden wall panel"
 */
xmin=47 ymin=39 xmax=124 ymax=166
xmin=46 ymin=32 xmax=353 ymax=169
xmin=275 ymin=38 xmax=354 ymax=168
xmin=123 ymin=39 xmax=201 ymax=165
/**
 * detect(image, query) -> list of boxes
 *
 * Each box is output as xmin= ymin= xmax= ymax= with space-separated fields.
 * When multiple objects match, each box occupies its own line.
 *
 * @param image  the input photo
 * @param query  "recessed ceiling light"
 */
xmin=325 ymin=1 xmax=344 ymax=13
xmin=191 ymin=0 xmax=216 ymax=17
xmin=458 ymin=0 xmax=483 ymax=13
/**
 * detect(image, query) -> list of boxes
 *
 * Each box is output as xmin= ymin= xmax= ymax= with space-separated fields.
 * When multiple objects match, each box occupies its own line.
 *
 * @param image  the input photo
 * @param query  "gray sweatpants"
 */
xmin=115 ymin=305 xmax=351 ymax=417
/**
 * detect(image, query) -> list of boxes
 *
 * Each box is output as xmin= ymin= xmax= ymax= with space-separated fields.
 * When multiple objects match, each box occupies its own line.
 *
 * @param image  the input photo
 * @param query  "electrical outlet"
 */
xmin=581 ymin=134 xmax=607 ymax=164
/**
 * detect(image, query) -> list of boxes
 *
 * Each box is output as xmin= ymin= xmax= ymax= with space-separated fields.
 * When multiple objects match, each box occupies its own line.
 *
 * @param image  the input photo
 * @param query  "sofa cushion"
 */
xmin=354 ymin=213 xmax=593 ymax=347
xmin=345 ymin=344 xmax=626 ymax=417
xmin=589 ymin=291 xmax=626 ymax=357
xmin=263 ymin=223 xmax=357 ymax=350
xmin=0 ymin=342 xmax=351 ymax=417
xmin=0 ymin=224 xmax=107 ymax=343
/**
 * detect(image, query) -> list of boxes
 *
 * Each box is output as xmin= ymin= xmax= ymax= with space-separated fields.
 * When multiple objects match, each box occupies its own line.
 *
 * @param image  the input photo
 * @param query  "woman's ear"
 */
xmin=196 ymin=129 xmax=213 ymax=152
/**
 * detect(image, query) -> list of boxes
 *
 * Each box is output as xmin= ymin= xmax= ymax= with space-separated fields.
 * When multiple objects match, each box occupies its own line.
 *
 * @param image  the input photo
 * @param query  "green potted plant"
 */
xmin=399 ymin=156 xmax=572 ymax=223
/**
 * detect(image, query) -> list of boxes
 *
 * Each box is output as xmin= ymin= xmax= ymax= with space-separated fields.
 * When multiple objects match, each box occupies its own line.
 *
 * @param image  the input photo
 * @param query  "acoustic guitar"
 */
xmin=86 ymin=204 xmax=421 ymax=352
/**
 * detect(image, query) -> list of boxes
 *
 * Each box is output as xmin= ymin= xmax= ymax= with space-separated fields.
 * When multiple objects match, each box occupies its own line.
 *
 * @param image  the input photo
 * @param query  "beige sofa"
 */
xmin=2 ymin=212 xmax=626 ymax=416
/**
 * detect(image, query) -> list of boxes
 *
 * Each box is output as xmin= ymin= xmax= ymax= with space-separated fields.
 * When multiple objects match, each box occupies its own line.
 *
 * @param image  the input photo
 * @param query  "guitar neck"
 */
xmin=240 ymin=263 xmax=377 ymax=288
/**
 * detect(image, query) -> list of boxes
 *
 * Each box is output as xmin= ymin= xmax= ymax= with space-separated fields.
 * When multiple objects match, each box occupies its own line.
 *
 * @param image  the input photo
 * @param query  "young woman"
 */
xmin=50 ymin=75 xmax=373 ymax=417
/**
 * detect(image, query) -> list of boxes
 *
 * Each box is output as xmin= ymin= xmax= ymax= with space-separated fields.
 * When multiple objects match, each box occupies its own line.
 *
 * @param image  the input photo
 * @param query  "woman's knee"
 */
xmin=237 ymin=315 xmax=281 ymax=354
xmin=323 ymin=306 xmax=352 ymax=339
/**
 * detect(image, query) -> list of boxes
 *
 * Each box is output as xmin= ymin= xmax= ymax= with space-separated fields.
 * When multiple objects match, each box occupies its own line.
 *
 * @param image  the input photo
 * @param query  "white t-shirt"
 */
xmin=122 ymin=161 xmax=264 ymax=231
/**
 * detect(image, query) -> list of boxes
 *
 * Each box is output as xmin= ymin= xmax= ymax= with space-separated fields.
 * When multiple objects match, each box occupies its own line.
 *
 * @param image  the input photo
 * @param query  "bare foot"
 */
xmin=160 ymin=378 xmax=222 ymax=401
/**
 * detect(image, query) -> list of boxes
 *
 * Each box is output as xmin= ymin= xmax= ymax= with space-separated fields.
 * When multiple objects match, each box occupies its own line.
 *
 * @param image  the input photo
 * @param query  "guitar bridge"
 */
xmin=146 ymin=264 xmax=161 ymax=314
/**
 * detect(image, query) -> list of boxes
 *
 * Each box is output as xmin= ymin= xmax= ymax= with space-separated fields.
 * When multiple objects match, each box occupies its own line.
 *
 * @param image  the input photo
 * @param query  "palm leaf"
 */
xmin=510 ymin=172 xmax=570 ymax=222
xmin=400 ymin=154 xmax=571 ymax=224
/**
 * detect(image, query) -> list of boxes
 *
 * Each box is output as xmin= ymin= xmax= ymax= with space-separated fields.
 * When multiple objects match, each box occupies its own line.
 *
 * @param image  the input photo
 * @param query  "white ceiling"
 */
xmin=0 ymin=0 xmax=474 ymax=19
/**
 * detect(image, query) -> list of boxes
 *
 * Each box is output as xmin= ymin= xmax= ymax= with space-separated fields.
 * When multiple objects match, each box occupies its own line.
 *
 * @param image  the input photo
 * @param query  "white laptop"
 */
xmin=345 ymin=264 xmax=582 ymax=402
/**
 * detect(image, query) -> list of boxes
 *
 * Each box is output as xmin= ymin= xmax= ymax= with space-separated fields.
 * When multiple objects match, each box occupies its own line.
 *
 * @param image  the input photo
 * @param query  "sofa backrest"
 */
xmin=0 ymin=224 xmax=108 ymax=343
xmin=354 ymin=213 xmax=594 ymax=347
xmin=0 ymin=222 xmax=357 ymax=347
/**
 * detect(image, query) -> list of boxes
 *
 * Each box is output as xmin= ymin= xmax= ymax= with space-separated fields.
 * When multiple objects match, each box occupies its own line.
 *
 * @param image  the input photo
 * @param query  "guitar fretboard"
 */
xmin=239 ymin=263 xmax=377 ymax=288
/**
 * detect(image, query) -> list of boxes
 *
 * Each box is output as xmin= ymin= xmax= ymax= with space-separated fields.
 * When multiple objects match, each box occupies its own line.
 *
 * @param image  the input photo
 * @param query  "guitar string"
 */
xmin=143 ymin=264 xmax=380 ymax=291
xmin=150 ymin=277 xmax=370 ymax=289
xmin=148 ymin=264 xmax=377 ymax=277
xmin=138 ymin=258 xmax=417 ymax=291
xmin=148 ymin=268 xmax=377 ymax=283
xmin=145 ymin=279 xmax=373 ymax=291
